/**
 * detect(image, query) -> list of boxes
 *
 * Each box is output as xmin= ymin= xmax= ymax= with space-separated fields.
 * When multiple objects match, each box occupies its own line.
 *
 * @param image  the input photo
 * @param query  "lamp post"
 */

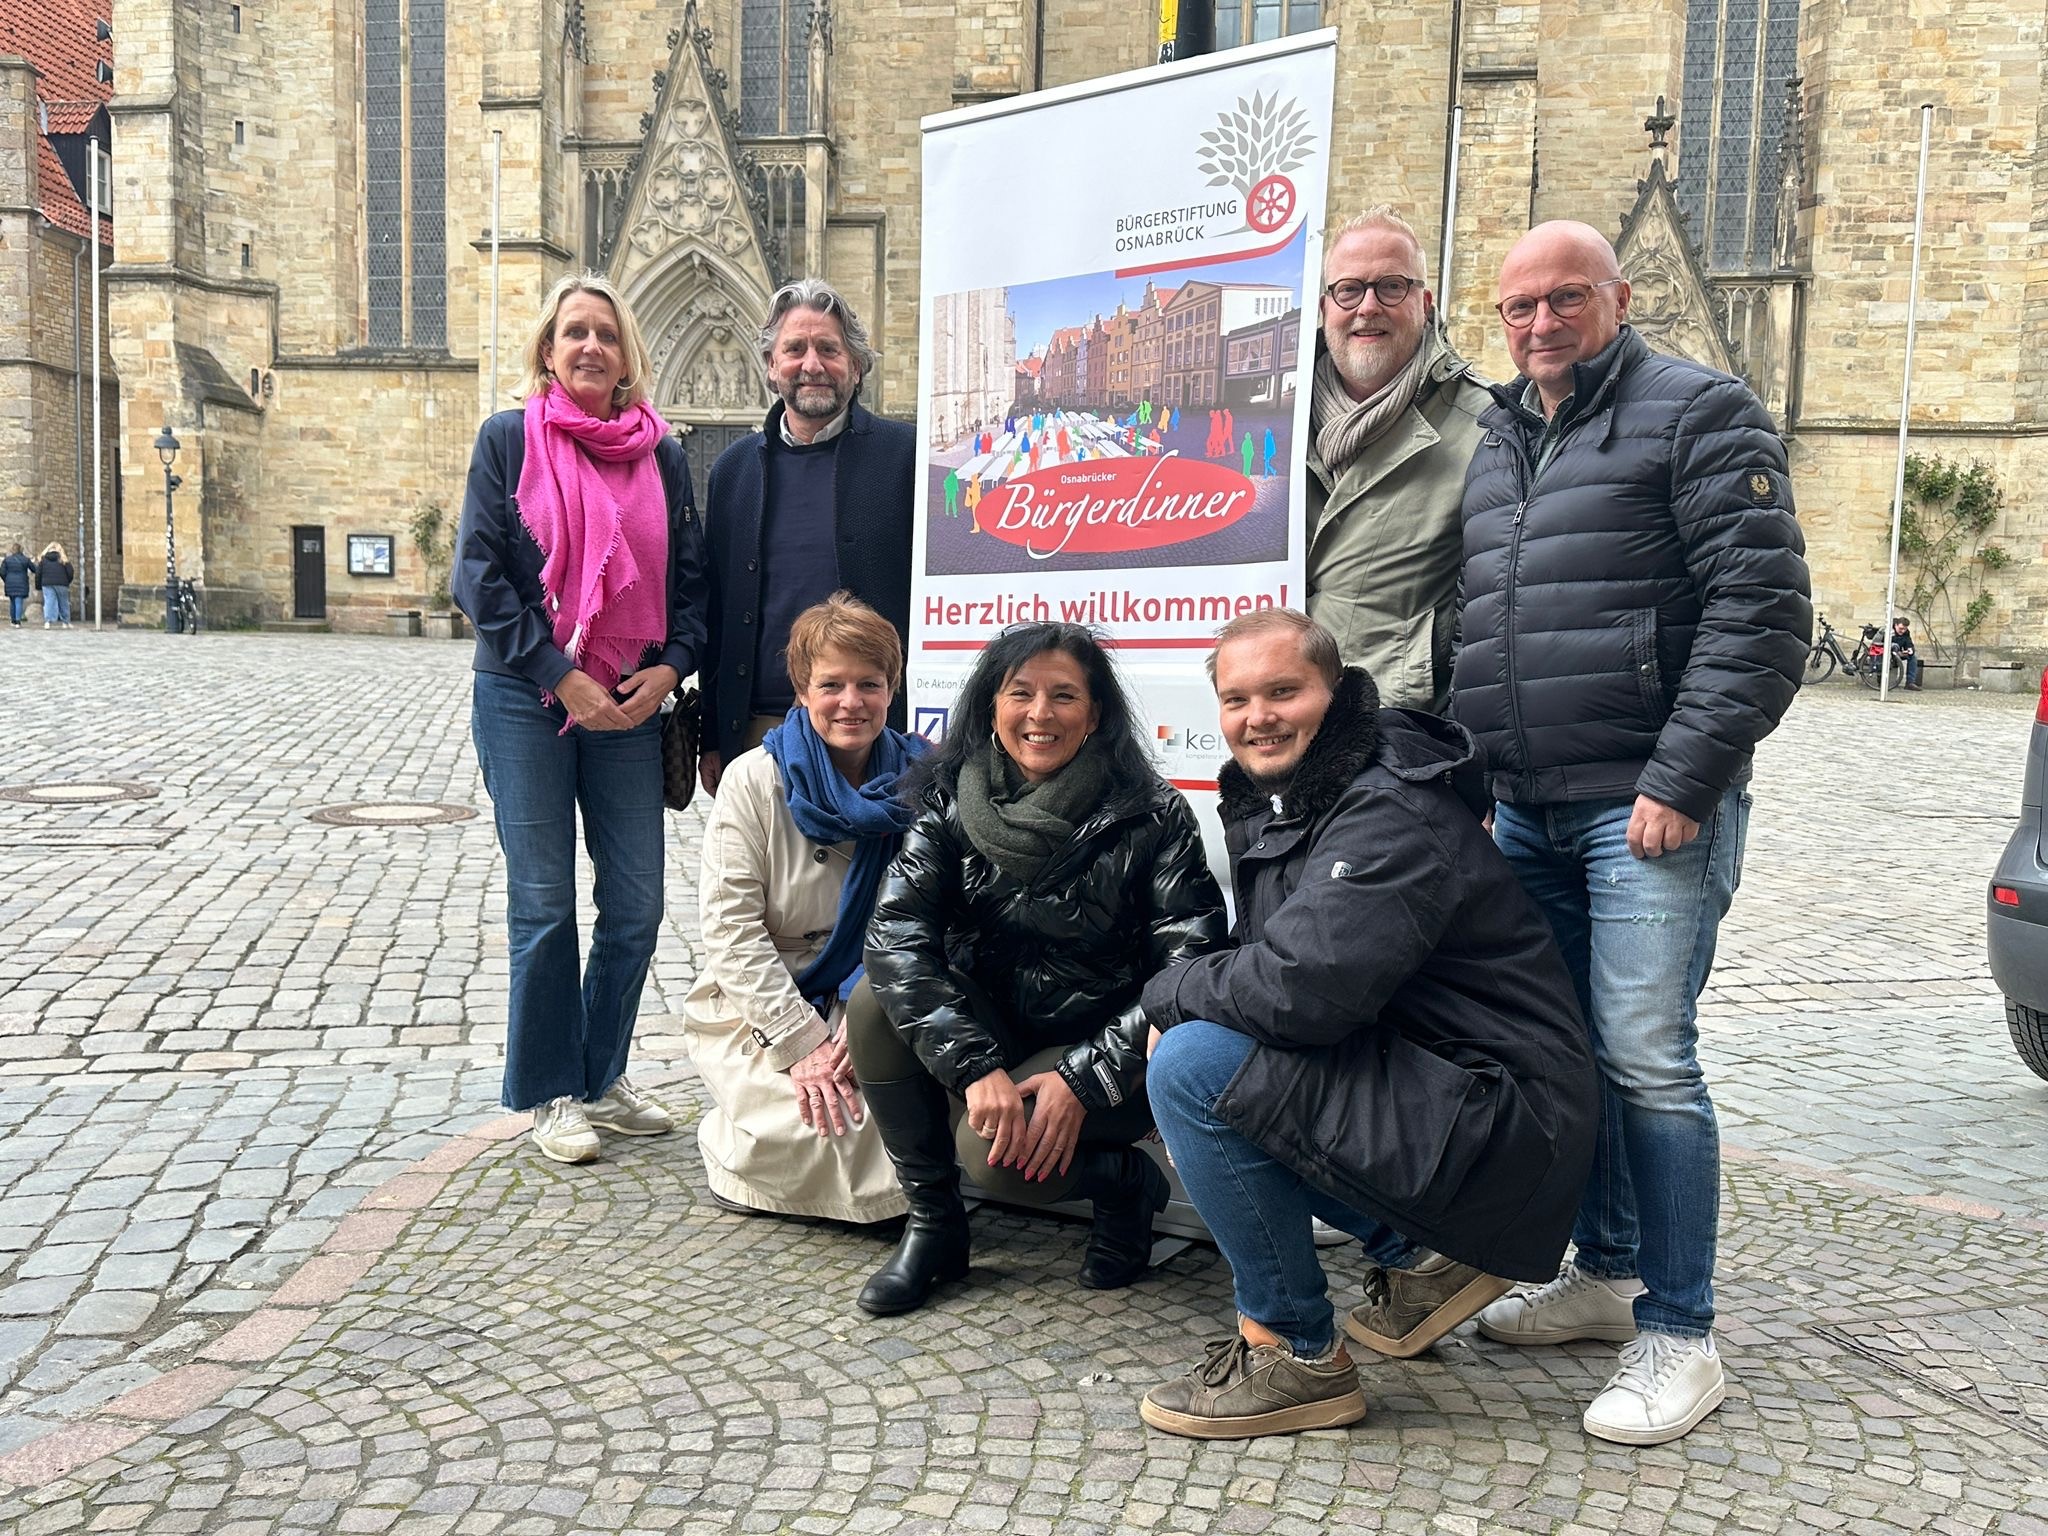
xmin=154 ymin=424 xmax=181 ymax=632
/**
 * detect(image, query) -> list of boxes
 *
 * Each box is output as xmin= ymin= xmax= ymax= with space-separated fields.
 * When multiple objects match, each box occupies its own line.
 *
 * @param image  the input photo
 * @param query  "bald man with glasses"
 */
xmin=1304 ymin=204 xmax=1493 ymax=715
xmin=1444 ymin=220 xmax=1810 ymax=1446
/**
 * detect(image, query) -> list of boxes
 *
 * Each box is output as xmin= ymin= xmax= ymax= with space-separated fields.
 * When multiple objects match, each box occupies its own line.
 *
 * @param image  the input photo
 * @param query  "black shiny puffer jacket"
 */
xmin=864 ymin=773 xmax=1226 ymax=1112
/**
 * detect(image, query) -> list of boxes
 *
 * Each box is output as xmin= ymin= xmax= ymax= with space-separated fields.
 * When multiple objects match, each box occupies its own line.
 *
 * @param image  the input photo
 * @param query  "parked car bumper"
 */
xmin=1989 ymin=817 xmax=2048 ymax=1009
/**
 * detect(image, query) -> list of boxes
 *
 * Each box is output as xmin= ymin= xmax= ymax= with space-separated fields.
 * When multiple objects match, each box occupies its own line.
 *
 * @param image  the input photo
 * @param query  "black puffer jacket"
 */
xmin=865 ymin=771 xmax=1226 ymax=1112
xmin=1452 ymin=327 xmax=1812 ymax=821
xmin=1141 ymin=670 xmax=1597 ymax=1281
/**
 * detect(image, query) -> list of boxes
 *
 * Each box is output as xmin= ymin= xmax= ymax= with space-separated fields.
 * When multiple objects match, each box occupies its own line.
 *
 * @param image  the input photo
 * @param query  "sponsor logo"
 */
xmin=914 ymin=707 xmax=949 ymax=743
xmin=1156 ymin=723 xmax=1225 ymax=755
xmin=980 ymin=454 xmax=1257 ymax=559
xmin=1198 ymin=92 xmax=1314 ymax=235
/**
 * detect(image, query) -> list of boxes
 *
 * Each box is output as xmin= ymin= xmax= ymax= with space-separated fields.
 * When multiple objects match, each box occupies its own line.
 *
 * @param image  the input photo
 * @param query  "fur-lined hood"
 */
xmin=1217 ymin=667 xmax=1484 ymax=825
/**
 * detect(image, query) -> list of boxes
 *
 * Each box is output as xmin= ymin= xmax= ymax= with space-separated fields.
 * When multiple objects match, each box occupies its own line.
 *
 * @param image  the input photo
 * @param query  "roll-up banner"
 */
xmin=911 ymin=30 xmax=1337 ymax=852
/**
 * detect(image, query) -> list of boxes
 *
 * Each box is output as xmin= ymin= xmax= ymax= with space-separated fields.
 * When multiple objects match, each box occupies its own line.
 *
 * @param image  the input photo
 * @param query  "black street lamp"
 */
xmin=154 ymin=424 xmax=182 ymax=632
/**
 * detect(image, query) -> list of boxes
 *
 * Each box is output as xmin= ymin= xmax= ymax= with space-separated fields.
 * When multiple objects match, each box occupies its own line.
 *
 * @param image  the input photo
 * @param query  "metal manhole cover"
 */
xmin=0 ymin=780 xmax=157 ymax=805
xmin=307 ymin=801 xmax=477 ymax=828
xmin=1815 ymin=1303 xmax=2048 ymax=1445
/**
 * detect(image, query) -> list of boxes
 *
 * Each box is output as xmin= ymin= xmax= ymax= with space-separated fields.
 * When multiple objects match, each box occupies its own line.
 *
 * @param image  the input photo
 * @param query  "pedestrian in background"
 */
xmin=453 ymin=271 xmax=709 ymax=1166
xmin=683 ymin=594 xmax=918 ymax=1225
xmin=36 ymin=544 xmax=73 ymax=628
xmin=848 ymin=623 xmax=1226 ymax=1317
xmin=1 ymin=543 xmax=30 ymax=628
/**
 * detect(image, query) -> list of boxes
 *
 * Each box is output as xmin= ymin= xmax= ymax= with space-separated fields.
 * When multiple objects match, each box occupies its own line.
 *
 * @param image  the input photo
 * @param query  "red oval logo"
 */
xmin=977 ymin=454 xmax=1258 ymax=559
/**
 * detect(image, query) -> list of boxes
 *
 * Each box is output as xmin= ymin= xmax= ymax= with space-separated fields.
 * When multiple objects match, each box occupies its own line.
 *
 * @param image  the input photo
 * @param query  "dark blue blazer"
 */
xmin=702 ymin=399 xmax=916 ymax=762
xmin=453 ymin=408 xmax=709 ymax=691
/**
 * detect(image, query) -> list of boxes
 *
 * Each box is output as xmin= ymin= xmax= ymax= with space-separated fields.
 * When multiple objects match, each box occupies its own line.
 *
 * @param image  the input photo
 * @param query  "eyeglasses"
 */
xmin=1324 ymin=275 xmax=1420 ymax=311
xmin=1495 ymin=279 xmax=1623 ymax=329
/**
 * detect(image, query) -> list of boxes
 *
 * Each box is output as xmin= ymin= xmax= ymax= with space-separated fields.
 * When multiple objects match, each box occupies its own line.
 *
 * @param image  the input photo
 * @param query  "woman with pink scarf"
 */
xmin=454 ymin=274 xmax=708 ymax=1165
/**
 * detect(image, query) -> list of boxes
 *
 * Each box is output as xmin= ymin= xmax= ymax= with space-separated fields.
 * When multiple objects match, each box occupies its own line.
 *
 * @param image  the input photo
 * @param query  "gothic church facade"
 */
xmin=28 ymin=0 xmax=2046 ymax=656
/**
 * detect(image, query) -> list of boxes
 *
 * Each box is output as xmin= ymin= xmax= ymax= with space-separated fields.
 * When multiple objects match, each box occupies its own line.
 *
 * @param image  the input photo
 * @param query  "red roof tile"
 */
xmin=2 ymin=0 xmax=114 ymax=246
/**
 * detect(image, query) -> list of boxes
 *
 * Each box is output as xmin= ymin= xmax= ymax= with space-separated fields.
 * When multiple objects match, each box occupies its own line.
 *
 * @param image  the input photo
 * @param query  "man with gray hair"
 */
xmin=1306 ymin=205 xmax=1491 ymax=714
xmin=698 ymin=278 xmax=916 ymax=792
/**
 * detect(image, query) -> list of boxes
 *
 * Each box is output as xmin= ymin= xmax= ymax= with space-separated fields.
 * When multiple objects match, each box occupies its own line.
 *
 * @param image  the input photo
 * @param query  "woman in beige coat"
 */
xmin=682 ymin=594 xmax=919 ymax=1223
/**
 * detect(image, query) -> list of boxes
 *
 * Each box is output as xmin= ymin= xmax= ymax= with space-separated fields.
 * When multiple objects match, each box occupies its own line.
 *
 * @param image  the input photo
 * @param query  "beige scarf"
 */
xmin=1312 ymin=338 xmax=1432 ymax=478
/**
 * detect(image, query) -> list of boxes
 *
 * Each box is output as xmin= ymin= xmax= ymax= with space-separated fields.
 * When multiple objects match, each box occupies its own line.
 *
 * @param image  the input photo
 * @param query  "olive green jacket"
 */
xmin=1305 ymin=333 xmax=1492 ymax=714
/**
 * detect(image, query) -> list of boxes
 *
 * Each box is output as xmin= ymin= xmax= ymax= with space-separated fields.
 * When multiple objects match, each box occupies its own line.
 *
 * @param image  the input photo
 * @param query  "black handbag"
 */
xmin=660 ymin=686 xmax=702 ymax=812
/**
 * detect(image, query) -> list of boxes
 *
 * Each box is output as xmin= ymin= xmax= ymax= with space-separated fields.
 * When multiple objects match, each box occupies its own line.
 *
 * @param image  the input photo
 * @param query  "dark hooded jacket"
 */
xmin=864 ymin=769 xmax=1226 ymax=1113
xmin=1140 ymin=668 xmax=1598 ymax=1281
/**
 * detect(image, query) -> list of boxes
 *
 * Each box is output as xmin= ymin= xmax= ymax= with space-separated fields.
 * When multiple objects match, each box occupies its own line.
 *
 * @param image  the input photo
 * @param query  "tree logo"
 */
xmin=1198 ymin=92 xmax=1315 ymax=236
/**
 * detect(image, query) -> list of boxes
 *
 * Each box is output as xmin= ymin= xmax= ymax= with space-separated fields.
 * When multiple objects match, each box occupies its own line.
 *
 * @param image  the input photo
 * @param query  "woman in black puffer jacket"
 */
xmin=847 ymin=623 xmax=1226 ymax=1316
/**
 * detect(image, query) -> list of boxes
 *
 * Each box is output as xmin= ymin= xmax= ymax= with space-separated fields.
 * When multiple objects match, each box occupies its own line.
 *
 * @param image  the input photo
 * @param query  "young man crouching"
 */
xmin=1138 ymin=609 xmax=1599 ymax=1439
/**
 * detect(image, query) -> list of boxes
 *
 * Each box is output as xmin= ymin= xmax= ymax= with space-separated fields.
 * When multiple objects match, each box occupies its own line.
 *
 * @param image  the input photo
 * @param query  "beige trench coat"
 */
xmin=681 ymin=748 xmax=907 ymax=1223
xmin=1305 ymin=332 xmax=1493 ymax=714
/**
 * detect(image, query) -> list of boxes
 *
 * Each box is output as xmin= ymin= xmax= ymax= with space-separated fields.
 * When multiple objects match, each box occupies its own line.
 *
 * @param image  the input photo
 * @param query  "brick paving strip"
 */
xmin=0 ymin=1111 xmax=529 ymax=1491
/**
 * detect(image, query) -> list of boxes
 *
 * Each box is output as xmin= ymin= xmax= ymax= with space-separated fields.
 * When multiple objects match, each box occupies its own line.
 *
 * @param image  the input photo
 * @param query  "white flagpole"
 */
xmin=489 ymin=130 xmax=503 ymax=415
xmin=1438 ymin=103 xmax=1463 ymax=323
xmin=1880 ymin=103 xmax=1933 ymax=701
xmin=90 ymin=141 xmax=103 ymax=630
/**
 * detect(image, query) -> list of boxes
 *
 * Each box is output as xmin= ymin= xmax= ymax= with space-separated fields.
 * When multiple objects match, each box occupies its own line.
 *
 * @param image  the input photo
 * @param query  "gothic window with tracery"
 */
xmin=1678 ymin=0 xmax=1800 ymax=272
xmin=741 ymin=0 xmax=811 ymax=135
xmin=364 ymin=0 xmax=447 ymax=348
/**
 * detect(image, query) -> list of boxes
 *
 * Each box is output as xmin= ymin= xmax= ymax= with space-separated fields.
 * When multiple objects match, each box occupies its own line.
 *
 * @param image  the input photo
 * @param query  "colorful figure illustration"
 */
xmin=964 ymin=472 xmax=984 ymax=533
xmin=1262 ymin=426 xmax=1277 ymax=477
xmin=1241 ymin=432 xmax=1255 ymax=477
xmin=1170 ymin=406 xmax=1181 ymax=434
xmin=944 ymin=468 xmax=961 ymax=519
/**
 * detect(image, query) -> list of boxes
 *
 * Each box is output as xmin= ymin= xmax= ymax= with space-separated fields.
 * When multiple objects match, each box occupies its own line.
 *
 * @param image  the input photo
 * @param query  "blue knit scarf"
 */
xmin=763 ymin=706 xmax=926 ymax=1005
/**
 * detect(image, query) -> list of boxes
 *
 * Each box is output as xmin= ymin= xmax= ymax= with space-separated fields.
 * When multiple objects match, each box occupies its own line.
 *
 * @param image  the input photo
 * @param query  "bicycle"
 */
xmin=1802 ymin=614 xmax=1858 ymax=684
xmin=176 ymin=577 xmax=202 ymax=636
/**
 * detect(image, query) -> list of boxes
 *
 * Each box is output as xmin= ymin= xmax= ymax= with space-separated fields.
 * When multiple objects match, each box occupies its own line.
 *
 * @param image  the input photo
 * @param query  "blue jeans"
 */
xmin=43 ymin=587 xmax=70 ymax=624
xmin=1491 ymin=787 xmax=1748 ymax=1337
xmin=1150 ymin=1019 xmax=1413 ymax=1357
xmin=471 ymin=671 xmax=666 ymax=1112
xmin=6 ymin=595 xmax=22 ymax=624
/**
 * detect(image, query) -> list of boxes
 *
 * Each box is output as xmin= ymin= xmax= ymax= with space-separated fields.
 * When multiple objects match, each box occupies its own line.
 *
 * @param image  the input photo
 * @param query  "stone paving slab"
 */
xmin=0 ymin=630 xmax=2042 ymax=1530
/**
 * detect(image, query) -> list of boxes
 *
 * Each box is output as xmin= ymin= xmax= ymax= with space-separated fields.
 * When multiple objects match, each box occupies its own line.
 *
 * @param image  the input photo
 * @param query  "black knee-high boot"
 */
xmin=1073 ymin=1145 xmax=1169 ymax=1290
xmin=856 ymin=1073 xmax=971 ymax=1316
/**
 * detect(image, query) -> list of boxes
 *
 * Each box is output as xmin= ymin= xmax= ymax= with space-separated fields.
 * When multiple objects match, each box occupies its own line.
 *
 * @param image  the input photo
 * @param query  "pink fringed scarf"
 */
xmin=515 ymin=381 xmax=672 ymax=709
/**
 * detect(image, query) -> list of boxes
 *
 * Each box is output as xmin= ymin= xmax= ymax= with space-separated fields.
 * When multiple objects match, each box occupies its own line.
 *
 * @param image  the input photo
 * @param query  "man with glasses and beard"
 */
xmin=699 ymin=279 xmax=917 ymax=794
xmin=1305 ymin=205 xmax=1492 ymax=715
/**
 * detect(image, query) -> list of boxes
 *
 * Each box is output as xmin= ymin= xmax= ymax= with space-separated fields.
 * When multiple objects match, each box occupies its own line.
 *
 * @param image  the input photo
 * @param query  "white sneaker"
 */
xmin=584 ymin=1075 xmax=674 ymax=1136
xmin=1476 ymin=1261 xmax=1644 ymax=1344
xmin=1583 ymin=1330 xmax=1726 ymax=1445
xmin=531 ymin=1096 xmax=600 ymax=1163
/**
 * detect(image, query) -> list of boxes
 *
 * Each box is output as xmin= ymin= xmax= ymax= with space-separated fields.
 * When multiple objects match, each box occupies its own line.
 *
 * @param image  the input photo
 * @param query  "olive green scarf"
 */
xmin=956 ymin=734 xmax=1110 ymax=886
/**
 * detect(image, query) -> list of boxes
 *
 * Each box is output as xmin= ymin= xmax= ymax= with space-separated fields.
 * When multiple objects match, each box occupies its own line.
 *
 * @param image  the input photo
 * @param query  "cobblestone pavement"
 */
xmin=1 ymin=630 xmax=2045 ymax=1532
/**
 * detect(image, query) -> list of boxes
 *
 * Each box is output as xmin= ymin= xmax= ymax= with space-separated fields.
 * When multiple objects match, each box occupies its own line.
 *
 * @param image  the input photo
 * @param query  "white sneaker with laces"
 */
xmin=1582 ymin=1330 xmax=1725 ymax=1445
xmin=531 ymin=1096 xmax=601 ymax=1163
xmin=1477 ymin=1260 xmax=1644 ymax=1344
xmin=585 ymin=1075 xmax=674 ymax=1136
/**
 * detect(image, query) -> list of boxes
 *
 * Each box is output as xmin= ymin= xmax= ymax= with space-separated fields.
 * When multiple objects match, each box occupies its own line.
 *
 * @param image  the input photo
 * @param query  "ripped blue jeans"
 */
xmin=1491 ymin=786 xmax=1747 ymax=1338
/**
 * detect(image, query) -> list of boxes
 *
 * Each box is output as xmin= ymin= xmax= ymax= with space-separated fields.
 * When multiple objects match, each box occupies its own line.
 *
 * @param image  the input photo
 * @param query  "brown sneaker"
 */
xmin=1140 ymin=1334 xmax=1368 ymax=1439
xmin=1343 ymin=1251 xmax=1515 ymax=1358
